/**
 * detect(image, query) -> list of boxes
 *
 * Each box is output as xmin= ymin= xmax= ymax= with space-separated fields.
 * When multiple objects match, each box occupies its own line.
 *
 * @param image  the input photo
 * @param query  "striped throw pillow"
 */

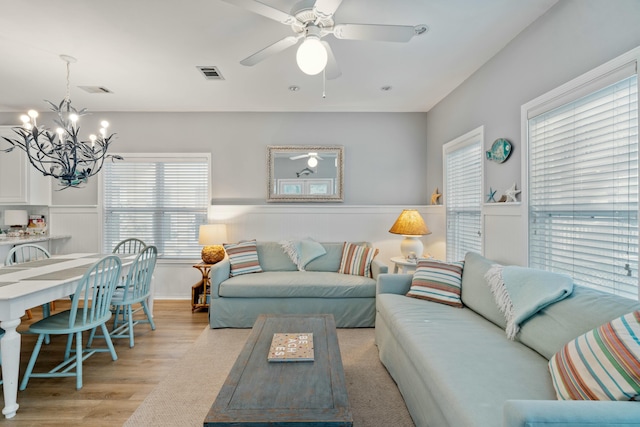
xmin=549 ymin=310 xmax=640 ymax=401
xmin=407 ymin=259 xmax=464 ymax=307
xmin=338 ymin=243 xmax=378 ymax=277
xmin=222 ymin=240 xmax=262 ymax=277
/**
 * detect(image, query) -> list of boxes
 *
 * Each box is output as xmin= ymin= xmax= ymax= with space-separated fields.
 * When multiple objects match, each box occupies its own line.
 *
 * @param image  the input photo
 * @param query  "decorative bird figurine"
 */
xmin=431 ymin=188 xmax=442 ymax=205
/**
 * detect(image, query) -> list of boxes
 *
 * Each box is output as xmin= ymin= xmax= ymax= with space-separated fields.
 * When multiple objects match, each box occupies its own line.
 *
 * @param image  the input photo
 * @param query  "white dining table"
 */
xmin=0 ymin=253 xmax=136 ymax=419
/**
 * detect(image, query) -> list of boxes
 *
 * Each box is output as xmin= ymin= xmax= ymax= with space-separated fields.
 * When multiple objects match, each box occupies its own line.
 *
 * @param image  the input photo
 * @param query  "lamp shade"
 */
xmin=4 ymin=210 xmax=29 ymax=227
xmin=199 ymin=224 xmax=228 ymax=245
xmin=388 ymin=210 xmax=430 ymax=236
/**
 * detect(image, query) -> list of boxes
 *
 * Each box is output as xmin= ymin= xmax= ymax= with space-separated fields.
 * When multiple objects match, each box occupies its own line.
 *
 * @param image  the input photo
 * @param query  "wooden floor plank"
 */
xmin=0 ymin=299 xmax=209 ymax=426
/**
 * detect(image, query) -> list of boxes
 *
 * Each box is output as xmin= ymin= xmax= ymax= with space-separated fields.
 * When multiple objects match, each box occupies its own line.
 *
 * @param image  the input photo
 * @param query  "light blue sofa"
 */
xmin=209 ymin=241 xmax=387 ymax=328
xmin=376 ymin=251 xmax=640 ymax=427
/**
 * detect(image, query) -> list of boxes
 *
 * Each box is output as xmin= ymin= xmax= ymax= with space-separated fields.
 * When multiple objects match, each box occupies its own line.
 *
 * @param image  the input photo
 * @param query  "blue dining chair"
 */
xmin=91 ymin=246 xmax=157 ymax=348
xmin=19 ymin=255 xmax=122 ymax=391
xmin=112 ymin=238 xmax=146 ymax=254
xmin=5 ymin=244 xmax=54 ymax=320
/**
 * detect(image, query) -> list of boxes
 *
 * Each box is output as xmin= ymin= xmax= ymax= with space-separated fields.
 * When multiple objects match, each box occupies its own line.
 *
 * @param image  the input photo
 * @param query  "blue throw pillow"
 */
xmin=281 ymin=238 xmax=326 ymax=271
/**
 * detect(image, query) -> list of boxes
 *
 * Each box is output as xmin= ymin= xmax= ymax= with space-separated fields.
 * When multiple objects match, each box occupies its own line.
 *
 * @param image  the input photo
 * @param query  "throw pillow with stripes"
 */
xmin=338 ymin=242 xmax=378 ymax=277
xmin=548 ymin=310 xmax=640 ymax=401
xmin=222 ymin=240 xmax=263 ymax=277
xmin=406 ymin=259 xmax=464 ymax=308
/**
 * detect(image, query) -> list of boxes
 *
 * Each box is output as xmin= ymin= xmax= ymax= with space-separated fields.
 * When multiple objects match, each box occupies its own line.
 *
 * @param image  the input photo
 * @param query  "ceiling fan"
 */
xmin=290 ymin=152 xmax=323 ymax=161
xmin=220 ymin=0 xmax=428 ymax=78
xmin=290 ymin=152 xmax=323 ymax=167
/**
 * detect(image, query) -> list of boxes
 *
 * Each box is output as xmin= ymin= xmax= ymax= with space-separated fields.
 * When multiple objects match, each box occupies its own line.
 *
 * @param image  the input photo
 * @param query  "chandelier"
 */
xmin=1 ymin=55 xmax=121 ymax=188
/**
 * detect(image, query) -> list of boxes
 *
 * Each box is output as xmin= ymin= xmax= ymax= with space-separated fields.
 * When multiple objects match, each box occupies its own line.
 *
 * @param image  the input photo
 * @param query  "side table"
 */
xmin=390 ymin=256 xmax=418 ymax=274
xmin=192 ymin=263 xmax=213 ymax=312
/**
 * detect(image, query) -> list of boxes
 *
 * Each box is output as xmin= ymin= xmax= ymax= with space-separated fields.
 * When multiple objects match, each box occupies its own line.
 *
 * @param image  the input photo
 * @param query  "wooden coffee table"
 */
xmin=204 ymin=314 xmax=353 ymax=426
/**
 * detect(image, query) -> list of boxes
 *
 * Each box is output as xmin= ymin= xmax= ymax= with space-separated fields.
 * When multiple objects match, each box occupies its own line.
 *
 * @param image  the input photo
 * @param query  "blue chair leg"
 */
xmin=127 ymin=306 xmax=135 ymax=348
xmin=64 ymin=334 xmax=74 ymax=361
xmin=113 ymin=305 xmax=122 ymax=329
xmin=141 ymin=301 xmax=156 ymax=331
xmin=75 ymin=331 xmax=82 ymax=390
xmin=101 ymin=323 xmax=118 ymax=361
xmin=20 ymin=334 xmax=46 ymax=390
xmin=86 ymin=327 xmax=98 ymax=348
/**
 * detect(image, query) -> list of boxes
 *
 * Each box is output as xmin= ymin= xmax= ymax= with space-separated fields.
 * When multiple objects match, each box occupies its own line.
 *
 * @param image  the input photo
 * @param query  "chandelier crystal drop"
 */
xmin=1 ymin=55 xmax=121 ymax=189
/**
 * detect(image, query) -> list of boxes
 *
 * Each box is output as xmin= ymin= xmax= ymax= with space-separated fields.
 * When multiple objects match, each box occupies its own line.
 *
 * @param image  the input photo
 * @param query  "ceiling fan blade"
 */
xmin=313 ymin=0 xmax=343 ymax=20
xmin=220 ymin=0 xmax=300 ymax=25
xmin=332 ymin=23 xmax=421 ymax=42
xmin=322 ymin=41 xmax=342 ymax=80
xmin=290 ymin=154 xmax=309 ymax=160
xmin=240 ymin=36 xmax=300 ymax=66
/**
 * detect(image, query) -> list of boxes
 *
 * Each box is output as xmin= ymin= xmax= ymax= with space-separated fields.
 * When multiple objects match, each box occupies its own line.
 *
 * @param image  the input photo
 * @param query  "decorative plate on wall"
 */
xmin=486 ymin=138 xmax=512 ymax=163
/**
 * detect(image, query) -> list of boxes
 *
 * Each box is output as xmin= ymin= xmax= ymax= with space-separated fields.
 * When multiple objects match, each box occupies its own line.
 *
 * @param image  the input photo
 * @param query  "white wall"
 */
xmin=425 ymin=0 xmax=640 ymax=265
xmin=5 ymin=0 xmax=637 ymax=295
xmin=0 ymin=112 xmax=429 ymax=206
xmin=0 ymin=111 xmax=432 ymax=298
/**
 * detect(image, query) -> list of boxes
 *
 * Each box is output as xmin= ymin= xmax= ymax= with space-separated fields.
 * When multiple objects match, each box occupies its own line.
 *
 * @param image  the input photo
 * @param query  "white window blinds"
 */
xmin=528 ymin=72 xmax=638 ymax=299
xmin=445 ymin=133 xmax=482 ymax=261
xmin=103 ymin=156 xmax=210 ymax=259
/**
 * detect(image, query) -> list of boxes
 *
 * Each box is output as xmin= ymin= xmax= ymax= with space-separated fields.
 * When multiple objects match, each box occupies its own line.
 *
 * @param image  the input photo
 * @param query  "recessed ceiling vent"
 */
xmin=78 ymin=86 xmax=113 ymax=94
xmin=197 ymin=66 xmax=224 ymax=80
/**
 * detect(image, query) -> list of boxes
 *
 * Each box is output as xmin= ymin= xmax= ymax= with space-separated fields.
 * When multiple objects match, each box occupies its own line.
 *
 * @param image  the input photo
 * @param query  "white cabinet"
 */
xmin=0 ymin=126 xmax=51 ymax=205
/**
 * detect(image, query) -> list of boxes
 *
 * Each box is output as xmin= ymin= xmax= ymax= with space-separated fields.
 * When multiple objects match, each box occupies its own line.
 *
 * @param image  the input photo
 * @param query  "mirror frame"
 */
xmin=267 ymin=145 xmax=344 ymax=203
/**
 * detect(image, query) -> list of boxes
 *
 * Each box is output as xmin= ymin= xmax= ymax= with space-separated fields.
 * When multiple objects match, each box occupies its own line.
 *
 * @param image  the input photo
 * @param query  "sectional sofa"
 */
xmin=376 ymin=251 xmax=640 ymax=427
xmin=208 ymin=241 xmax=387 ymax=328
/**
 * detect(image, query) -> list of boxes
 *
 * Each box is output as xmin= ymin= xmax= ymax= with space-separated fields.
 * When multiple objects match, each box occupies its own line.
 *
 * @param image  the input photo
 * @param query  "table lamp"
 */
xmin=4 ymin=209 xmax=29 ymax=229
xmin=198 ymin=224 xmax=228 ymax=264
xmin=388 ymin=209 xmax=431 ymax=260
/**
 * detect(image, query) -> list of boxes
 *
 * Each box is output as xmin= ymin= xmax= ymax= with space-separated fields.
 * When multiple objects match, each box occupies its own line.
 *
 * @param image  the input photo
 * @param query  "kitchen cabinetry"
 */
xmin=0 ymin=126 xmax=51 ymax=205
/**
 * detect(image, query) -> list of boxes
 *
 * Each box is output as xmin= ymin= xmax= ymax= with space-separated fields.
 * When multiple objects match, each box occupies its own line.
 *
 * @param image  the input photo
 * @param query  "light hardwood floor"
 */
xmin=0 ymin=300 xmax=209 ymax=426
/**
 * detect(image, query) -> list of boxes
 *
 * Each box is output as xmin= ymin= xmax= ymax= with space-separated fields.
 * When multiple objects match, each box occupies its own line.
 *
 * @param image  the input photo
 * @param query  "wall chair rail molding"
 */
xmin=206 ymin=204 xmax=445 ymax=263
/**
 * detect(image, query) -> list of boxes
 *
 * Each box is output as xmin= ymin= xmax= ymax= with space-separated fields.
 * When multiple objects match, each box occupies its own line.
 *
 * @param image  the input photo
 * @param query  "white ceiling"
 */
xmin=0 ymin=0 xmax=557 ymax=113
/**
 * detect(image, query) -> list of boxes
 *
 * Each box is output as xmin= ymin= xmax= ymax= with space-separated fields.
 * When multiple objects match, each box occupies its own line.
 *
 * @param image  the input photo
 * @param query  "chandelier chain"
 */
xmin=65 ymin=60 xmax=71 ymax=102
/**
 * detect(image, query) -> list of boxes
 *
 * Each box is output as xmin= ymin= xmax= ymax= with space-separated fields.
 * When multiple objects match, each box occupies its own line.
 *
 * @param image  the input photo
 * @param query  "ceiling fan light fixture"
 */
xmin=307 ymin=156 xmax=318 ymax=167
xmin=296 ymin=36 xmax=327 ymax=75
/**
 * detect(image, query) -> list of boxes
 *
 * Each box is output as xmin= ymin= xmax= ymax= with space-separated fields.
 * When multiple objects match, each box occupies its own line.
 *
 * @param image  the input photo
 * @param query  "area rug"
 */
xmin=124 ymin=327 xmax=415 ymax=426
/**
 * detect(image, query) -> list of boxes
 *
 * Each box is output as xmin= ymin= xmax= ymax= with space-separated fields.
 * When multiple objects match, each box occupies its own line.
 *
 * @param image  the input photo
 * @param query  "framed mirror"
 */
xmin=267 ymin=145 xmax=344 ymax=202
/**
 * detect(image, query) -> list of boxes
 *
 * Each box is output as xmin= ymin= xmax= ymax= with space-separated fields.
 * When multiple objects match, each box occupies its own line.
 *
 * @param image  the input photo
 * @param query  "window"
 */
xmin=103 ymin=154 xmax=210 ymax=259
xmin=444 ymin=127 xmax=483 ymax=261
xmin=526 ymin=53 xmax=639 ymax=299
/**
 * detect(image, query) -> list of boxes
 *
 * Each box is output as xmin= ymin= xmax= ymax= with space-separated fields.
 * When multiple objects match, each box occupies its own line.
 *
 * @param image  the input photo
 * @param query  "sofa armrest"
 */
xmin=377 ymin=273 xmax=412 ymax=295
xmin=504 ymin=400 xmax=640 ymax=427
xmin=209 ymin=259 xmax=230 ymax=298
xmin=371 ymin=259 xmax=388 ymax=279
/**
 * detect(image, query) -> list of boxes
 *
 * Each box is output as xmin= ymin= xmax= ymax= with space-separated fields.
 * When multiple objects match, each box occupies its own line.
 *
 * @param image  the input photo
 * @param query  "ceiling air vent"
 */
xmin=78 ymin=86 xmax=113 ymax=94
xmin=197 ymin=66 xmax=224 ymax=80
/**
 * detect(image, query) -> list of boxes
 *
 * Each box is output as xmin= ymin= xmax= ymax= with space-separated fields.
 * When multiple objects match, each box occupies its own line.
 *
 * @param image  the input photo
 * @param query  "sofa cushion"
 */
xmin=219 ymin=271 xmax=376 ymax=298
xmin=305 ymin=242 xmax=346 ymax=272
xmin=376 ymin=294 xmax=555 ymax=426
xmin=255 ymin=241 xmax=297 ymax=272
xmin=460 ymin=252 xmax=507 ymax=329
xmin=518 ymin=285 xmax=640 ymax=360
xmin=406 ymin=259 xmax=464 ymax=307
xmin=338 ymin=242 xmax=378 ymax=277
xmin=223 ymin=240 xmax=262 ymax=276
xmin=548 ymin=310 xmax=640 ymax=401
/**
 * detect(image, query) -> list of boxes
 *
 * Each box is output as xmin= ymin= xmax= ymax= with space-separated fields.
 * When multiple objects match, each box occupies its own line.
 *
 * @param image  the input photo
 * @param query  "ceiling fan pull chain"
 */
xmin=322 ymin=67 xmax=326 ymax=99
